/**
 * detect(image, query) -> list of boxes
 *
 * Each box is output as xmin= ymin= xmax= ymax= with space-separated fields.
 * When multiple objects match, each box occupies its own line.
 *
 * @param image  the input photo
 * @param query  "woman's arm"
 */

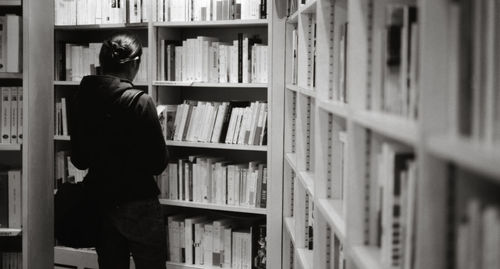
xmin=134 ymin=94 xmax=169 ymax=175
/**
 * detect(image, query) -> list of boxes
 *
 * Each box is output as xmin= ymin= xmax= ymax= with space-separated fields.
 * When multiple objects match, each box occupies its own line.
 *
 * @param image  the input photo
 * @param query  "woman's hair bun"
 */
xmin=100 ymin=33 xmax=143 ymax=72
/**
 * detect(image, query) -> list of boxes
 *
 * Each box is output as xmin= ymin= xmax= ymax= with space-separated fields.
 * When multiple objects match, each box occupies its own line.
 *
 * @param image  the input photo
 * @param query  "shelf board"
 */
xmin=298 ymin=171 xmax=315 ymax=198
xmin=284 ymin=217 xmax=296 ymax=244
xmin=288 ymin=0 xmax=317 ymax=23
xmin=285 ymin=152 xmax=298 ymax=173
xmin=165 ymin=140 xmax=267 ymax=151
xmin=154 ymin=81 xmax=267 ymax=88
xmin=0 ymin=228 xmax=21 ymax=236
xmin=301 ymin=0 xmax=318 ymax=14
xmin=166 ymin=262 xmax=205 ymax=269
xmin=154 ymin=19 xmax=268 ymax=28
xmin=286 ymin=84 xmax=316 ymax=98
xmin=317 ymin=100 xmax=349 ymax=119
xmin=287 ymin=11 xmax=299 ymax=24
xmin=427 ymin=135 xmax=500 ymax=179
xmin=54 ymin=23 xmax=148 ymax=30
xmin=54 ymin=135 xmax=70 ymax=141
xmin=351 ymin=246 xmax=382 ymax=269
xmin=317 ymin=199 xmax=346 ymax=241
xmin=0 ymin=72 xmax=22 ymax=79
xmin=0 ymin=0 xmax=21 ymax=6
xmin=54 ymin=80 xmax=148 ymax=87
xmin=352 ymin=110 xmax=418 ymax=146
xmin=296 ymin=248 xmax=314 ymax=269
xmin=0 ymin=144 xmax=21 ymax=151
xmin=159 ymin=199 xmax=267 ymax=215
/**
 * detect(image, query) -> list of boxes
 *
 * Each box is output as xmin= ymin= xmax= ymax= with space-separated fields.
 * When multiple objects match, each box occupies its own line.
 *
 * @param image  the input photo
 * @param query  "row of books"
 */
xmin=450 ymin=0 xmax=500 ymax=144
xmin=375 ymin=5 xmax=419 ymax=119
xmin=331 ymin=235 xmax=346 ymax=269
xmin=0 ymin=253 xmax=21 ymax=269
xmin=55 ymin=0 xmax=150 ymax=25
xmin=0 ymin=170 xmax=22 ymax=229
xmin=157 ymin=159 xmax=267 ymax=208
xmin=55 ymin=98 xmax=69 ymax=137
xmin=55 ymin=151 xmax=87 ymax=190
xmin=61 ymin=43 xmax=148 ymax=82
xmin=0 ymin=15 xmax=21 ymax=73
xmin=370 ymin=142 xmax=417 ymax=269
xmin=158 ymin=101 xmax=267 ymax=145
xmin=0 ymin=87 xmax=22 ymax=145
xmin=455 ymin=198 xmax=500 ymax=269
xmin=166 ymin=215 xmax=266 ymax=269
xmin=156 ymin=0 xmax=266 ymax=22
xmin=158 ymin=35 xmax=268 ymax=83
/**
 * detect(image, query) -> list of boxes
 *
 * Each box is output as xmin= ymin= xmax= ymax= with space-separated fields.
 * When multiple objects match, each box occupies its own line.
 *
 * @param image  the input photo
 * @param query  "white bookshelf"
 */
xmin=165 ymin=140 xmax=267 ymax=151
xmin=51 ymin=1 xmax=284 ymax=269
xmin=0 ymin=228 xmax=22 ymax=237
xmin=159 ymin=199 xmax=267 ymax=215
xmin=284 ymin=0 xmax=500 ymax=268
xmin=0 ymin=0 xmax=54 ymax=267
xmin=0 ymin=73 xmax=23 ymax=79
xmin=54 ymin=23 xmax=148 ymax=30
xmin=153 ymin=19 xmax=268 ymax=28
xmin=54 ymin=80 xmax=148 ymax=87
xmin=0 ymin=0 xmax=20 ymax=6
xmin=151 ymin=1 xmax=284 ymax=267
xmin=152 ymin=81 xmax=267 ymax=88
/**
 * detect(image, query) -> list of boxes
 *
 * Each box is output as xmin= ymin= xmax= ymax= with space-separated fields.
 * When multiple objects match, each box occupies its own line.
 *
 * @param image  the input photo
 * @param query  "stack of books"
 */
xmin=158 ymin=35 xmax=268 ymax=84
xmin=55 ymin=0 xmax=150 ymax=25
xmin=156 ymin=0 xmax=266 ymax=22
xmin=166 ymin=216 xmax=266 ymax=269
xmin=60 ymin=43 xmax=148 ymax=82
xmin=0 ymin=252 xmax=22 ymax=269
xmin=455 ymin=198 xmax=500 ymax=269
xmin=55 ymin=98 xmax=69 ymax=137
xmin=54 ymin=151 xmax=87 ymax=191
xmin=369 ymin=142 xmax=417 ymax=269
xmin=375 ymin=5 xmax=419 ymax=119
xmin=158 ymin=101 xmax=267 ymax=146
xmin=0 ymin=169 xmax=22 ymax=229
xmin=157 ymin=159 xmax=267 ymax=208
xmin=449 ymin=0 xmax=500 ymax=144
xmin=0 ymin=87 xmax=22 ymax=145
xmin=0 ymin=15 xmax=21 ymax=73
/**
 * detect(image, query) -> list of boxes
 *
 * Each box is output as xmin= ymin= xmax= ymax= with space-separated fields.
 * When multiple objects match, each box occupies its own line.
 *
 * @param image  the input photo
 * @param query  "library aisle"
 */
xmin=2 ymin=0 xmax=500 ymax=268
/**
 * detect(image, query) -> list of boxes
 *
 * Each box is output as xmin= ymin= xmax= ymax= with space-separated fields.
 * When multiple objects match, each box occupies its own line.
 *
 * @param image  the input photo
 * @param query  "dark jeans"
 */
xmin=96 ymin=198 xmax=166 ymax=269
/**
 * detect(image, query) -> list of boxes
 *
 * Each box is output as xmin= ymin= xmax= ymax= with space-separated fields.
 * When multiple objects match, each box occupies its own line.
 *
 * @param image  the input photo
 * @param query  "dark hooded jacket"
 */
xmin=70 ymin=75 xmax=168 ymax=207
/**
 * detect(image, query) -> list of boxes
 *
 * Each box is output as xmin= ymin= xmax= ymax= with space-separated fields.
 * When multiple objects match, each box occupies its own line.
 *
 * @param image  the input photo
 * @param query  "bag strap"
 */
xmin=118 ymin=88 xmax=144 ymax=108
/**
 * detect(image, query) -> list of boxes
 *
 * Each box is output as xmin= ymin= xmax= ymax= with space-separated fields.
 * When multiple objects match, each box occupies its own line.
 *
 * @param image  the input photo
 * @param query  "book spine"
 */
xmin=1 ymin=88 xmax=11 ymax=144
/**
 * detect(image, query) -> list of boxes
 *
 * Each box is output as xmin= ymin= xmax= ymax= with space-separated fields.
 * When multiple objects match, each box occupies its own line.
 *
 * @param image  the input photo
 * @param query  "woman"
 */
xmin=70 ymin=33 xmax=168 ymax=269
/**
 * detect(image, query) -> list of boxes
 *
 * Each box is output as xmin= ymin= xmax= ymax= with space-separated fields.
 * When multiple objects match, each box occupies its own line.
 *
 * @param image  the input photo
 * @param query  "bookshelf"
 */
xmin=0 ymin=0 xmax=54 ymax=267
xmin=51 ymin=0 xmax=285 ymax=268
xmin=284 ymin=0 xmax=500 ymax=269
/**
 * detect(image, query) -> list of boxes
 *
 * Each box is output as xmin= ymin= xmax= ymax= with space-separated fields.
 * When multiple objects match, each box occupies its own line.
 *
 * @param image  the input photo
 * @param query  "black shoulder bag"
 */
xmin=54 ymin=88 xmax=144 ymax=248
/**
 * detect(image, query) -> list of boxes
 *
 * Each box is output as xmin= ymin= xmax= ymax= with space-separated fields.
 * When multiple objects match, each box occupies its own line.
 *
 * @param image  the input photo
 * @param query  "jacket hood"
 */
xmin=79 ymin=75 xmax=134 ymax=103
